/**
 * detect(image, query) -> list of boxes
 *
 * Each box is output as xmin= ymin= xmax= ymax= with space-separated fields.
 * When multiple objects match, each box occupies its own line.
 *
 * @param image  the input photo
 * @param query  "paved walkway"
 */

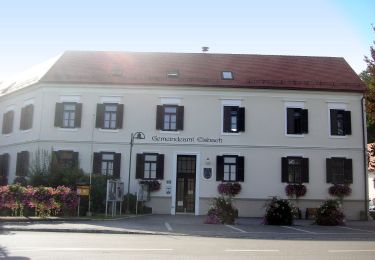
xmin=2 ymin=215 xmax=375 ymax=240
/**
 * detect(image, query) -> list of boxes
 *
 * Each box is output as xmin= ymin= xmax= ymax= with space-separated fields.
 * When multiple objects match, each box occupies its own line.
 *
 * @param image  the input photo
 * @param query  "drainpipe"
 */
xmin=361 ymin=96 xmax=369 ymax=220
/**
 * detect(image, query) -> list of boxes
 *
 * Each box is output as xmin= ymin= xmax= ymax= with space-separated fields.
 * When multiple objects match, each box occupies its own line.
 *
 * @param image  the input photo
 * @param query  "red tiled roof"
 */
xmin=40 ymin=51 xmax=365 ymax=92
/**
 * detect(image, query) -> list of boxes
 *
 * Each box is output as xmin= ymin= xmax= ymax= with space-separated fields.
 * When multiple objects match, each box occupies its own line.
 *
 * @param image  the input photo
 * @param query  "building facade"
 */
xmin=0 ymin=51 xmax=367 ymax=219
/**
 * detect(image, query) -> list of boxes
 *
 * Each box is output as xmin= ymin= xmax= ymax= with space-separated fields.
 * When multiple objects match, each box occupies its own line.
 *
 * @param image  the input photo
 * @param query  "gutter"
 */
xmin=361 ymin=96 xmax=369 ymax=220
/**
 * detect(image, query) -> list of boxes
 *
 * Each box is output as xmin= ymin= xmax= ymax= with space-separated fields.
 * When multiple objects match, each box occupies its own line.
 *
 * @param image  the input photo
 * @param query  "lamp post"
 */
xmin=126 ymin=131 xmax=145 ymax=214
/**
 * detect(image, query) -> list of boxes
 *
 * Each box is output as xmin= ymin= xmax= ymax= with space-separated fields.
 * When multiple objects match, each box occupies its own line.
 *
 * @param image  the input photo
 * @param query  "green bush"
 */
xmin=205 ymin=196 xmax=237 ymax=224
xmin=315 ymin=199 xmax=345 ymax=226
xmin=264 ymin=197 xmax=294 ymax=225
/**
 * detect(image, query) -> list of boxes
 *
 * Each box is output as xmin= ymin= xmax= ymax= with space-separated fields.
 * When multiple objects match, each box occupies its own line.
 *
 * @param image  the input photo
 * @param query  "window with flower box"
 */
xmin=136 ymin=153 xmax=164 ymax=180
xmin=281 ymin=156 xmax=309 ymax=183
xmin=216 ymin=155 xmax=244 ymax=182
xmin=326 ymin=157 xmax=352 ymax=184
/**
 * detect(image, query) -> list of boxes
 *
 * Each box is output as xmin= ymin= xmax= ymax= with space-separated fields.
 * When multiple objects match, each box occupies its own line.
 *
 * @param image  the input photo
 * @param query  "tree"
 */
xmin=364 ymin=26 xmax=375 ymax=142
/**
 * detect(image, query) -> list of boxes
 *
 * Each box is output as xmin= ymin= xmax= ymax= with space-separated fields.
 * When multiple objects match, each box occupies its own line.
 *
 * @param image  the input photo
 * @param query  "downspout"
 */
xmin=361 ymin=96 xmax=369 ymax=220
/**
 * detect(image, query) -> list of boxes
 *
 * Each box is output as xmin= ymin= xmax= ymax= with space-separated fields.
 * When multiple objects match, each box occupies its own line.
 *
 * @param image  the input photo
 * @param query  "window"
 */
xmin=326 ymin=157 xmax=353 ymax=184
xmin=167 ymin=70 xmax=179 ymax=78
xmin=286 ymin=108 xmax=308 ymax=135
xmin=54 ymin=102 xmax=82 ymax=128
xmin=16 ymin=151 xmax=29 ymax=176
xmin=93 ymin=152 xmax=121 ymax=178
xmin=223 ymin=106 xmax=245 ymax=133
xmin=216 ymin=155 xmax=244 ymax=182
xmin=96 ymin=103 xmax=124 ymax=129
xmin=2 ymin=110 xmax=14 ymax=134
xmin=0 ymin=153 xmax=10 ymax=185
xmin=136 ymin=153 xmax=164 ymax=180
xmin=222 ymin=71 xmax=234 ymax=80
xmin=20 ymin=104 xmax=34 ymax=130
xmin=54 ymin=150 xmax=78 ymax=168
xmin=281 ymin=157 xmax=309 ymax=183
xmin=330 ymin=109 xmax=351 ymax=136
xmin=156 ymin=105 xmax=184 ymax=131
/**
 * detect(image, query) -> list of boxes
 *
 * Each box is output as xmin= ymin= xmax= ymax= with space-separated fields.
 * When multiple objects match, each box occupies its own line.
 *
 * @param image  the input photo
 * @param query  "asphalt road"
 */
xmin=1 ymin=231 xmax=375 ymax=259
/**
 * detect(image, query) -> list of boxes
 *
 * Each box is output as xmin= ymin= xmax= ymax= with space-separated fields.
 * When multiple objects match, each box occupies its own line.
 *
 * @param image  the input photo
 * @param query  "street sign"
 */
xmin=77 ymin=185 xmax=90 ymax=196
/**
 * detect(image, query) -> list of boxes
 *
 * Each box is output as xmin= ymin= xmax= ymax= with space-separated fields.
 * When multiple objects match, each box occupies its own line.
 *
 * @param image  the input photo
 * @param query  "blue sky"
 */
xmin=0 ymin=0 xmax=373 ymax=80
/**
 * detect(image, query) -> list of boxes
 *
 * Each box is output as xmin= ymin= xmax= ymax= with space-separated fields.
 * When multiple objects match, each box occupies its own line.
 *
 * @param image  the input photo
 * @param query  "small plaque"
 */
xmin=203 ymin=168 xmax=212 ymax=180
xmin=177 ymin=201 xmax=183 ymax=206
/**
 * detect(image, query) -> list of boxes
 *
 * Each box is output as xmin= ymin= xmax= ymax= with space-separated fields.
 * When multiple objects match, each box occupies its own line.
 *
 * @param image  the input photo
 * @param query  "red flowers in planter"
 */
xmin=140 ymin=180 xmax=161 ymax=192
xmin=218 ymin=182 xmax=241 ymax=197
xmin=285 ymin=184 xmax=307 ymax=198
xmin=328 ymin=184 xmax=352 ymax=198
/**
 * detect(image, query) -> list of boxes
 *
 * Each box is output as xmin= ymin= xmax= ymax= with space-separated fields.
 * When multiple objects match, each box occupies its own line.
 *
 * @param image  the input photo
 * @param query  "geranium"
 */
xmin=285 ymin=184 xmax=307 ymax=198
xmin=204 ymin=196 xmax=237 ymax=224
xmin=328 ymin=184 xmax=352 ymax=198
xmin=264 ymin=197 xmax=295 ymax=225
xmin=316 ymin=199 xmax=345 ymax=226
xmin=140 ymin=180 xmax=161 ymax=192
xmin=217 ymin=182 xmax=241 ymax=197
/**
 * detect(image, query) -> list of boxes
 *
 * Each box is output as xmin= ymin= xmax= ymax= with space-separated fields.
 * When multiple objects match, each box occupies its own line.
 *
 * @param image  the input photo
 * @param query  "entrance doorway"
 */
xmin=175 ymin=155 xmax=196 ymax=213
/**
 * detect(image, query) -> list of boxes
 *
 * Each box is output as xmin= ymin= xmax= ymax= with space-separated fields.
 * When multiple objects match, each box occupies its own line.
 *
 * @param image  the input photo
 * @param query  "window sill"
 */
xmin=98 ymin=129 xmax=120 ymax=133
xmin=2 ymin=133 xmax=12 ymax=137
xmin=159 ymin=130 xmax=180 ymax=134
xmin=20 ymin=129 xmax=32 ymax=133
xmin=221 ymin=132 xmax=241 ymax=136
xmin=58 ymin=128 xmax=78 ymax=132
xmin=329 ymin=135 xmax=349 ymax=139
xmin=285 ymin=133 xmax=305 ymax=138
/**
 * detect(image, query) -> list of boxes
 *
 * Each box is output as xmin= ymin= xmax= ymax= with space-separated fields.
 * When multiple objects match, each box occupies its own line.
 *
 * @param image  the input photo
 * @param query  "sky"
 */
xmin=0 ymin=0 xmax=374 ymax=81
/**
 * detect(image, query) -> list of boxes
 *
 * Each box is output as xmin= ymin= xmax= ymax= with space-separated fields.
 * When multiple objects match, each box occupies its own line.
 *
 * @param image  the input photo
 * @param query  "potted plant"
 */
xmin=285 ymin=183 xmax=307 ymax=219
xmin=139 ymin=180 xmax=161 ymax=192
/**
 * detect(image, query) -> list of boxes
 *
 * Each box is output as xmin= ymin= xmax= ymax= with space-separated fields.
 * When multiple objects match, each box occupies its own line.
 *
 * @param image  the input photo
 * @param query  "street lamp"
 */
xmin=126 ymin=131 xmax=146 ymax=214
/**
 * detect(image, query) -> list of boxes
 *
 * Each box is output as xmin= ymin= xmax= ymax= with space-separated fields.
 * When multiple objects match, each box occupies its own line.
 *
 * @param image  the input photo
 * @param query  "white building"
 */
xmin=0 ymin=51 xmax=368 ymax=219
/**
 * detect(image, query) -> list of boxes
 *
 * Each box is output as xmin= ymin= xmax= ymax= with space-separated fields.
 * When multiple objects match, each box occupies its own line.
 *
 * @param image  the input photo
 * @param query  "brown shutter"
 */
xmin=238 ymin=107 xmax=245 ymax=132
xmin=3 ymin=111 xmax=14 ymax=134
xmin=301 ymin=109 xmax=308 ymax=134
xmin=72 ymin=152 xmax=79 ymax=168
xmin=27 ymin=104 xmax=34 ymax=129
xmin=54 ymin=103 xmax=63 ymax=127
xmin=326 ymin=158 xmax=333 ymax=183
xmin=281 ymin=157 xmax=289 ymax=182
xmin=16 ymin=151 xmax=29 ymax=176
xmin=344 ymin=158 xmax=353 ymax=184
xmin=156 ymin=154 xmax=164 ymax=179
xmin=301 ymin=157 xmax=309 ymax=183
xmin=75 ymin=103 xmax=82 ymax=128
xmin=0 ymin=154 xmax=6 ymax=185
xmin=216 ymin=156 xmax=224 ymax=181
xmin=96 ymin=104 xmax=105 ymax=128
xmin=177 ymin=106 xmax=184 ymax=130
xmin=156 ymin=105 xmax=163 ymax=130
xmin=2 ymin=153 xmax=9 ymax=182
xmin=116 ymin=104 xmax=124 ymax=129
xmin=113 ymin=153 xmax=121 ymax=179
xmin=135 ymin=154 xmax=144 ymax=179
xmin=93 ymin=152 xmax=102 ymax=174
xmin=286 ymin=108 xmax=294 ymax=134
xmin=344 ymin=111 xmax=352 ymax=135
xmin=20 ymin=106 xmax=26 ymax=130
xmin=223 ymin=106 xmax=232 ymax=132
xmin=330 ymin=109 xmax=338 ymax=135
xmin=16 ymin=152 xmax=22 ymax=176
xmin=236 ymin=156 xmax=245 ymax=182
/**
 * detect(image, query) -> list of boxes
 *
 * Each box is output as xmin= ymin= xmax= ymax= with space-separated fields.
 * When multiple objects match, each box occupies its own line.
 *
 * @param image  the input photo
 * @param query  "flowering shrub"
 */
xmin=218 ymin=182 xmax=241 ymax=197
xmin=0 ymin=184 xmax=78 ymax=217
xmin=264 ymin=197 xmax=295 ymax=225
xmin=328 ymin=184 xmax=352 ymax=198
xmin=140 ymin=180 xmax=161 ymax=192
xmin=204 ymin=196 xmax=237 ymax=224
xmin=285 ymin=184 xmax=307 ymax=198
xmin=315 ymin=199 xmax=345 ymax=226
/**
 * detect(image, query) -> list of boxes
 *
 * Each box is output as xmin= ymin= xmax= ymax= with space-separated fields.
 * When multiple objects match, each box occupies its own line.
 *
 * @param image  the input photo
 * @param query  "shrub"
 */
xmin=204 ymin=196 xmax=237 ymax=224
xmin=218 ymin=182 xmax=241 ymax=197
xmin=264 ymin=197 xmax=295 ymax=225
xmin=315 ymin=199 xmax=345 ymax=226
xmin=285 ymin=184 xmax=307 ymax=198
xmin=328 ymin=184 xmax=352 ymax=198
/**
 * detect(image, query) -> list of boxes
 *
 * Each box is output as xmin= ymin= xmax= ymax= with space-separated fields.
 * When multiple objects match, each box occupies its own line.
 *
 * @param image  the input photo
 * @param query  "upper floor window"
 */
xmin=16 ymin=151 xmax=29 ymax=176
xmin=156 ymin=105 xmax=184 ymax=131
xmin=2 ymin=110 xmax=14 ymax=134
xmin=93 ymin=152 xmax=121 ymax=178
xmin=96 ymin=103 xmax=124 ymax=129
xmin=286 ymin=108 xmax=308 ymax=135
xmin=330 ymin=109 xmax=351 ymax=136
xmin=20 ymin=104 xmax=34 ymax=130
xmin=136 ymin=153 xmax=164 ymax=180
xmin=53 ymin=150 xmax=78 ymax=168
xmin=222 ymin=71 xmax=234 ymax=80
xmin=326 ymin=157 xmax=353 ymax=184
xmin=281 ymin=156 xmax=309 ymax=183
xmin=223 ymin=106 xmax=245 ymax=133
xmin=216 ymin=155 xmax=244 ymax=182
xmin=0 ymin=153 xmax=10 ymax=185
xmin=54 ymin=102 xmax=82 ymax=128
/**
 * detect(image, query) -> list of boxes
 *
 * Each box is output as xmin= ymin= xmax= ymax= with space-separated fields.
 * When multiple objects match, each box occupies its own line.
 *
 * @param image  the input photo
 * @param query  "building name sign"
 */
xmin=152 ymin=135 xmax=223 ymax=144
